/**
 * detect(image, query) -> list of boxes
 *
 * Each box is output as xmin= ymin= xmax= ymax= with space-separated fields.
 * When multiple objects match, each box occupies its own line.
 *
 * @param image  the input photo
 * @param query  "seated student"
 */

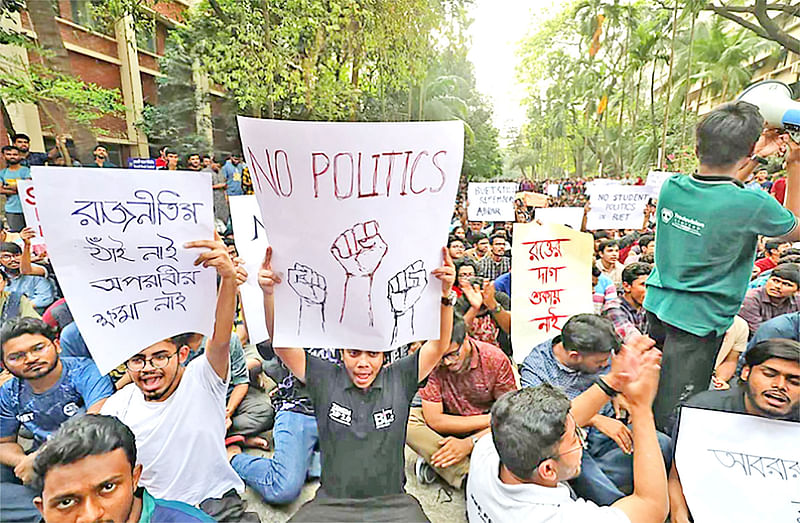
xmin=464 ymin=233 xmax=490 ymax=262
xmin=456 ymin=265 xmax=511 ymax=358
xmin=447 ymin=235 xmax=466 ymax=265
xmin=0 ymin=318 xmax=114 ymax=523
xmin=519 ymin=314 xmax=671 ymax=506
xmin=0 ymin=243 xmax=55 ymax=314
xmin=408 ymin=317 xmax=517 ymax=489
xmin=754 ymin=239 xmax=791 ymax=274
xmin=603 ymin=262 xmax=651 ymax=342
xmin=593 ymin=265 xmax=619 ymax=315
xmin=623 ymin=234 xmax=654 ymax=266
xmin=668 ymin=339 xmax=800 ymax=522
xmin=468 ymin=339 xmax=668 ymax=523
xmin=100 ymin=238 xmax=255 ymax=521
xmin=738 ymin=263 xmax=800 ymax=337
xmin=1 ymin=270 xmax=40 ymax=323
xmin=258 ymin=246 xmax=455 ymax=521
xmin=711 ymin=315 xmax=749 ymax=389
xmin=476 ymin=233 xmax=511 ymax=280
xmin=596 ymin=240 xmax=624 ymax=286
xmin=32 ymin=414 xmax=214 ymax=523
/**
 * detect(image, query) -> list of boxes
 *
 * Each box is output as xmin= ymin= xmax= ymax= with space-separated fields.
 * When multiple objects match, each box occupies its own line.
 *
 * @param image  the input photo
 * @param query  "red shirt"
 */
xmin=754 ymin=257 xmax=777 ymax=274
xmin=771 ymin=177 xmax=786 ymax=204
xmin=419 ymin=338 xmax=517 ymax=416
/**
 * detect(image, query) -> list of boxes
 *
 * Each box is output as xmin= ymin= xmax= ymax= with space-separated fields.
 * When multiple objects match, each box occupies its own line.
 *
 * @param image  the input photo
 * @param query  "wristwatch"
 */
xmin=750 ymin=154 xmax=768 ymax=165
xmin=490 ymin=303 xmax=502 ymax=314
xmin=441 ymin=290 xmax=457 ymax=307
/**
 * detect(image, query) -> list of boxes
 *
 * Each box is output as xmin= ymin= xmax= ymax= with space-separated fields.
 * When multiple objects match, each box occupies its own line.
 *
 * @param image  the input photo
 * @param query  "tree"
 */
xmin=703 ymin=1 xmax=800 ymax=55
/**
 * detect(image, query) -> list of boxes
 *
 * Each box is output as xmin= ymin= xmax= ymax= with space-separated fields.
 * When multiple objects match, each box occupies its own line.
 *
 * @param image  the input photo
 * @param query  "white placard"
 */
xmin=645 ymin=170 xmax=675 ymax=197
xmin=675 ymin=407 xmax=800 ymax=522
xmin=237 ymin=118 xmax=463 ymax=351
xmin=534 ymin=207 xmax=584 ymax=230
xmin=586 ymin=185 xmax=651 ymax=230
xmin=16 ymin=179 xmax=44 ymax=245
xmin=32 ymin=167 xmax=217 ymax=374
xmin=584 ymin=178 xmax=618 ymax=196
xmin=467 ymin=182 xmax=517 ymax=222
xmin=546 ymin=183 xmax=559 ymax=197
xmin=229 ymin=195 xmax=269 ymax=344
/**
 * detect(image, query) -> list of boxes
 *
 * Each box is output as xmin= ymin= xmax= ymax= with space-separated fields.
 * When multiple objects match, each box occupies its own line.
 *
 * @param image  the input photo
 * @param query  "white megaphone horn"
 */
xmin=737 ymin=80 xmax=800 ymax=137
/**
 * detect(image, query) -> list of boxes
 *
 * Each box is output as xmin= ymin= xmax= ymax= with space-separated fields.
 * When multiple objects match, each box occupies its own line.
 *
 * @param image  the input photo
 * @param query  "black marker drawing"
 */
xmin=287 ymin=262 xmax=327 ymax=334
xmin=388 ymin=260 xmax=428 ymax=344
xmin=330 ymin=220 xmax=387 ymax=327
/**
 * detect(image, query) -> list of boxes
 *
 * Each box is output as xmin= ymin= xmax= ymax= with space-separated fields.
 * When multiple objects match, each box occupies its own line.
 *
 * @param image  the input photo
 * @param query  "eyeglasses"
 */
xmin=126 ymin=351 xmax=178 ymax=372
xmin=5 ymin=341 xmax=51 ymax=365
xmin=442 ymin=340 xmax=467 ymax=364
xmin=0 ymin=253 xmax=20 ymax=260
xmin=538 ymin=414 xmax=588 ymax=465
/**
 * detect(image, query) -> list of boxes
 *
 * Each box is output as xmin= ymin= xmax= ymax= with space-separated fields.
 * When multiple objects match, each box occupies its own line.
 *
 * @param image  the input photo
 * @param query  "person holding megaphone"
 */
xmin=642 ymin=97 xmax=800 ymax=435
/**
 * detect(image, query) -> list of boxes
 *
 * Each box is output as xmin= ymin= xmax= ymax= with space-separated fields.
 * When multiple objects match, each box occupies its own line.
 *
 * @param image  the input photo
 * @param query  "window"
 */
xmin=136 ymin=18 xmax=157 ymax=54
xmin=69 ymin=0 xmax=111 ymax=35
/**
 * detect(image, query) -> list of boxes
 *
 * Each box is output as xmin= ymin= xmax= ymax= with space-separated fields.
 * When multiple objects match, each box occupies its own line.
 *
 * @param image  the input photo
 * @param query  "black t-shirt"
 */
xmin=305 ymin=350 xmax=421 ymax=499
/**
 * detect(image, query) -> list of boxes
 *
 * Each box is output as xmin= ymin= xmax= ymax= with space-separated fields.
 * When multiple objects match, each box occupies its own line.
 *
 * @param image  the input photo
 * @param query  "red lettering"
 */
xmin=409 ymin=151 xmax=429 ymax=195
xmin=358 ymin=154 xmax=380 ymax=198
xmin=400 ymin=151 xmax=413 ymax=196
xmin=333 ymin=152 xmax=354 ymax=200
xmin=382 ymin=151 xmax=403 ymax=196
xmin=273 ymin=150 xmax=293 ymax=197
xmin=24 ymin=186 xmax=36 ymax=205
xmin=311 ymin=152 xmax=330 ymax=199
xmin=248 ymin=147 xmax=294 ymax=198
xmin=430 ymin=150 xmax=447 ymax=193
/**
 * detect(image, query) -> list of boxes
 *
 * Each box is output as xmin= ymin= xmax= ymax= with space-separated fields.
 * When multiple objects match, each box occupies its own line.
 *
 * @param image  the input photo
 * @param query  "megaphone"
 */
xmin=737 ymin=80 xmax=800 ymax=136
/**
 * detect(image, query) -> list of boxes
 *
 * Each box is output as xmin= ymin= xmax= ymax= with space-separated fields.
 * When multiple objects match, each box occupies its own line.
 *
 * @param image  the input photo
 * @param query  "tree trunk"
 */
xmin=26 ymin=0 xmax=97 ymax=163
xmin=680 ymin=11 xmax=697 ymax=150
xmin=650 ymin=59 xmax=659 ymax=165
xmin=0 ymin=97 xmax=16 ymax=139
xmin=660 ymin=1 xmax=680 ymax=163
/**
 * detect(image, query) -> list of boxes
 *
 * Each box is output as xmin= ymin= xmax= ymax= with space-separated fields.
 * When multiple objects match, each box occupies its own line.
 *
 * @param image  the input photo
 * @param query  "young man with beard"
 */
xmin=100 ymin=238 xmax=253 ymax=521
xmin=186 ymin=153 xmax=203 ymax=172
xmin=89 ymin=145 xmax=116 ymax=168
xmin=32 ymin=414 xmax=213 ymax=523
xmin=257 ymin=246 xmax=455 ymax=521
xmin=407 ymin=317 xmax=517 ymax=489
xmin=738 ymin=263 xmax=800 ymax=336
xmin=0 ymin=318 xmax=114 ymax=523
xmin=603 ymin=262 xmax=651 ymax=341
xmin=0 ymin=145 xmax=31 ymax=232
xmin=477 ymin=233 xmax=511 ymax=280
xmin=668 ymin=339 xmax=800 ymax=522
xmin=11 ymin=134 xmax=53 ymax=167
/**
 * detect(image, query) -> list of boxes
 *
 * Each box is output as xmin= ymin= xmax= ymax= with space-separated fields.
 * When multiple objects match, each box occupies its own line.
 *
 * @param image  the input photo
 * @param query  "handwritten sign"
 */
xmin=16 ymin=179 xmax=44 ymax=245
xmin=516 ymin=191 xmax=549 ymax=208
xmin=675 ymin=407 xmax=800 ymax=523
xmin=510 ymin=222 xmax=593 ymax=362
xmin=229 ymin=195 xmax=269 ymax=344
xmin=645 ymin=170 xmax=675 ymax=198
xmin=534 ymin=207 xmax=584 ymax=230
xmin=237 ymin=118 xmax=463 ymax=351
xmin=32 ymin=167 xmax=217 ymax=374
xmin=467 ymin=182 xmax=516 ymax=221
xmin=586 ymin=185 xmax=650 ymax=230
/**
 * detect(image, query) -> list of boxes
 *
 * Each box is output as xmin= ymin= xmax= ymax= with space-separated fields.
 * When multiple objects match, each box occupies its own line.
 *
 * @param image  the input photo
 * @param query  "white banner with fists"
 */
xmin=237 ymin=118 xmax=463 ymax=351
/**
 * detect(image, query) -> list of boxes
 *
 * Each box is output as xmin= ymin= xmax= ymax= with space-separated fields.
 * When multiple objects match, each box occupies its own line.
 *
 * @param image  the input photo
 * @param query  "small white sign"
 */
xmin=534 ymin=207 xmax=584 ymax=230
xmin=586 ymin=185 xmax=650 ymax=230
xmin=468 ymin=182 xmax=517 ymax=222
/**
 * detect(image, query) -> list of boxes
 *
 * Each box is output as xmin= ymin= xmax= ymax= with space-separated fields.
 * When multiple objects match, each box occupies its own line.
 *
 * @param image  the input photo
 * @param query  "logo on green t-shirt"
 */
xmin=661 ymin=208 xmax=674 ymax=223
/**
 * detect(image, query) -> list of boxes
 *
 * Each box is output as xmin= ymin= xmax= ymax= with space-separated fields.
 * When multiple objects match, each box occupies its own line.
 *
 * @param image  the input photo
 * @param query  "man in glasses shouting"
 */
xmin=100 ymin=237 xmax=257 ymax=522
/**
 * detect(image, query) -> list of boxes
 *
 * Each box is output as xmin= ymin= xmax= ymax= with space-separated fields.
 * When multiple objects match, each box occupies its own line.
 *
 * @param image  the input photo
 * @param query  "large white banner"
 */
xmin=675 ymin=407 xmax=800 ymax=522
xmin=586 ymin=185 xmax=650 ymax=230
xmin=237 ymin=118 xmax=463 ymax=351
xmin=229 ymin=195 xmax=269 ymax=344
xmin=16 ymin=179 xmax=44 ymax=245
xmin=32 ymin=167 xmax=217 ymax=374
xmin=467 ymin=182 xmax=517 ymax=221
xmin=510 ymin=222 xmax=593 ymax=362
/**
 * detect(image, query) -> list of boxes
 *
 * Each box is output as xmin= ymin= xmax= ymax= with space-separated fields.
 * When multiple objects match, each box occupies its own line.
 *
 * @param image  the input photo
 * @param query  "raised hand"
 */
xmin=287 ymin=262 xmax=327 ymax=334
xmin=388 ymin=260 xmax=428 ymax=343
xmin=258 ymin=246 xmax=282 ymax=295
xmin=330 ymin=220 xmax=388 ymax=325
xmin=20 ymin=227 xmax=36 ymax=244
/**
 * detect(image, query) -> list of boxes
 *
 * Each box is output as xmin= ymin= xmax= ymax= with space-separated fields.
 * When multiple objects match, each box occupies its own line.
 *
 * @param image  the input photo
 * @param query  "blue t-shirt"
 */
xmin=222 ymin=161 xmax=244 ymax=195
xmin=0 ymin=166 xmax=31 ymax=213
xmin=0 ymin=357 xmax=114 ymax=448
xmin=139 ymin=488 xmax=214 ymax=522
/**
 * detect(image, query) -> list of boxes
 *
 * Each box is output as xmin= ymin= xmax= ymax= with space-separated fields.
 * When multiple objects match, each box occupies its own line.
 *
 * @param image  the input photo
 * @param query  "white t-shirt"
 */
xmin=466 ymin=435 xmax=630 ymax=523
xmin=101 ymin=354 xmax=244 ymax=505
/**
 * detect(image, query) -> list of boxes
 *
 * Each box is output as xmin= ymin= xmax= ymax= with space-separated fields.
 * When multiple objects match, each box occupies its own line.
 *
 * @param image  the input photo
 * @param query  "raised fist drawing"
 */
xmin=388 ymin=260 xmax=428 ymax=343
xmin=287 ymin=262 xmax=327 ymax=334
xmin=330 ymin=220 xmax=388 ymax=326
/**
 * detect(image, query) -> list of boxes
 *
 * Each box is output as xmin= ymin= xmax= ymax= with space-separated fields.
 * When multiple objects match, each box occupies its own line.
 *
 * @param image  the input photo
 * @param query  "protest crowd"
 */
xmin=0 ymin=99 xmax=798 ymax=523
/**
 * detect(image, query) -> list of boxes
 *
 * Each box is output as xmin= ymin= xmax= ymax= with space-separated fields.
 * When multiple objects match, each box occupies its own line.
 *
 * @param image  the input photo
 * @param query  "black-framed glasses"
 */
xmin=4 ymin=340 xmax=52 ymax=365
xmin=538 ymin=414 xmax=588 ymax=466
xmin=126 ymin=351 xmax=178 ymax=372
xmin=442 ymin=339 xmax=468 ymax=364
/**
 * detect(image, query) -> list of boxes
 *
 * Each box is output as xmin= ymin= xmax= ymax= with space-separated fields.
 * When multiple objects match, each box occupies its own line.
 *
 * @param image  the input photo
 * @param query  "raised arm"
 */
xmin=258 ymin=246 xmax=307 ymax=381
xmin=19 ymin=228 xmax=46 ymax=276
xmin=417 ymin=247 xmax=456 ymax=381
xmin=185 ymin=237 xmax=237 ymax=380
xmin=782 ymin=138 xmax=800 ymax=241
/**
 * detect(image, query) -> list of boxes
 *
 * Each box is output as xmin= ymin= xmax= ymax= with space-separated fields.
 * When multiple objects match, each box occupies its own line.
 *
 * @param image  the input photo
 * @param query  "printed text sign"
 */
xmin=467 ymin=182 xmax=517 ymax=222
xmin=237 ymin=117 xmax=463 ymax=351
xmin=229 ymin=195 xmax=269 ymax=344
xmin=511 ymin=222 xmax=593 ymax=362
xmin=676 ymin=407 xmax=800 ymax=522
xmin=32 ymin=167 xmax=217 ymax=374
xmin=586 ymin=185 xmax=650 ymax=230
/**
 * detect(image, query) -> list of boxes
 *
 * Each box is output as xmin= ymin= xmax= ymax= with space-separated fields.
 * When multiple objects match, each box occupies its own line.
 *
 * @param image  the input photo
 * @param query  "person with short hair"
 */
xmin=644 ymin=102 xmax=800 ymax=432
xmin=468 ymin=341 xmax=669 ymax=523
xmin=0 ymin=242 xmax=55 ymax=313
xmin=165 ymin=151 xmax=180 ymax=171
xmin=668 ymin=339 xmax=800 ymax=522
xmin=519 ymin=314 xmax=672 ymax=506
xmin=222 ymin=154 xmax=244 ymax=196
xmin=755 ymin=239 xmax=791 ymax=274
xmin=32 ymin=414 xmax=214 ymax=523
xmin=738 ymin=263 xmax=800 ymax=337
xmin=11 ymin=134 xmax=53 ymax=167
xmin=0 ymin=145 xmax=31 ymax=232
xmin=464 ymin=232 xmax=490 ymax=262
xmin=0 ymin=318 xmax=114 ymax=523
xmin=477 ymin=233 xmax=511 ymax=280
xmin=89 ymin=145 xmax=115 ymax=168
xmin=186 ymin=153 xmax=203 ymax=172
xmin=603 ymin=262 xmax=652 ymax=341
xmin=155 ymin=146 xmax=169 ymax=169
xmin=407 ymin=317 xmax=517 ymax=489
xmin=447 ymin=236 xmax=465 ymax=265
xmin=596 ymin=240 xmax=623 ymax=286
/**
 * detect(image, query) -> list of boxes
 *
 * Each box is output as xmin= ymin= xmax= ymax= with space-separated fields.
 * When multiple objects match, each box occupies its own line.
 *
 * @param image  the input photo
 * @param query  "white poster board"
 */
xmin=546 ymin=183 xmax=559 ymax=197
xmin=467 ymin=182 xmax=517 ymax=221
xmin=510 ymin=222 xmax=593 ymax=362
xmin=645 ymin=170 xmax=675 ymax=198
xmin=584 ymin=178 xmax=618 ymax=196
xmin=16 ymin=179 xmax=44 ymax=245
xmin=32 ymin=167 xmax=217 ymax=374
xmin=237 ymin=118 xmax=463 ymax=351
xmin=229 ymin=195 xmax=269 ymax=344
xmin=586 ymin=185 xmax=651 ymax=230
xmin=534 ymin=207 xmax=584 ymax=230
xmin=675 ymin=407 xmax=800 ymax=522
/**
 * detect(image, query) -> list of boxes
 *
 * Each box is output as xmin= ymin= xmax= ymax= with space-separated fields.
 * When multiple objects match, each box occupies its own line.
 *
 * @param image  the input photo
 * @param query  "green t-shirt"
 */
xmin=644 ymin=174 xmax=796 ymax=337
